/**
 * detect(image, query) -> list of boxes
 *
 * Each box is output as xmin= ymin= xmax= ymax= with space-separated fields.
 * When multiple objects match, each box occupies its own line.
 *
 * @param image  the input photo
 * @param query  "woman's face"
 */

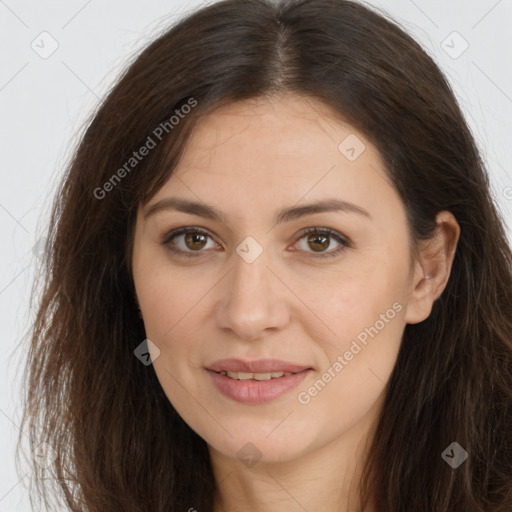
xmin=132 ymin=94 xmax=419 ymax=463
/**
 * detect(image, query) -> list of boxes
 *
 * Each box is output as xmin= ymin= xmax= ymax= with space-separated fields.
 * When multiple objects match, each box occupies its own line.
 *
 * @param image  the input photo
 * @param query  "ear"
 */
xmin=404 ymin=211 xmax=460 ymax=324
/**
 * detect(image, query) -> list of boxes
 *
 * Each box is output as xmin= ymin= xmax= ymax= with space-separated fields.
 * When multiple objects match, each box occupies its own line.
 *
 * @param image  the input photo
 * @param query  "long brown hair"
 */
xmin=17 ymin=0 xmax=512 ymax=510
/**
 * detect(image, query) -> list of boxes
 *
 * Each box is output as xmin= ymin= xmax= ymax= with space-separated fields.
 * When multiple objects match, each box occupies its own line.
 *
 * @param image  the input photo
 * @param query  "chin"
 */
xmin=205 ymin=429 xmax=311 ymax=467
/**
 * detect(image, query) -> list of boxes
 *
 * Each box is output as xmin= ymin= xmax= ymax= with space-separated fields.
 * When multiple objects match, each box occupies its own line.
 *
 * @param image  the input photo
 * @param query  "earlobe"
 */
xmin=404 ymin=269 xmax=437 ymax=324
xmin=404 ymin=211 xmax=460 ymax=325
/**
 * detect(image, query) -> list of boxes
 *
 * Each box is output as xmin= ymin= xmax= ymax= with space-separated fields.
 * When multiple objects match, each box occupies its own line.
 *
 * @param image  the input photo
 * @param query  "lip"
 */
xmin=206 ymin=358 xmax=312 ymax=374
xmin=205 ymin=359 xmax=313 ymax=404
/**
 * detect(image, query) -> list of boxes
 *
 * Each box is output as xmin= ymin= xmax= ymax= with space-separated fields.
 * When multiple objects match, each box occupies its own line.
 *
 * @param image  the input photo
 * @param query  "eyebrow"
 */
xmin=144 ymin=197 xmax=371 ymax=224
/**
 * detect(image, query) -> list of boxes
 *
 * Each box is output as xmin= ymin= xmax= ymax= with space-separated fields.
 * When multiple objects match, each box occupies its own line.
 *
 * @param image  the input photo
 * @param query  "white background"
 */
xmin=1 ymin=0 xmax=511 ymax=510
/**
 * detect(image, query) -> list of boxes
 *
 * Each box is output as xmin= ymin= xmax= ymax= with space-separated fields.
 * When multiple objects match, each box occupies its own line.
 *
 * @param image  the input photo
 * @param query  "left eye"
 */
xmin=294 ymin=227 xmax=350 ymax=258
xmin=161 ymin=226 xmax=350 ymax=259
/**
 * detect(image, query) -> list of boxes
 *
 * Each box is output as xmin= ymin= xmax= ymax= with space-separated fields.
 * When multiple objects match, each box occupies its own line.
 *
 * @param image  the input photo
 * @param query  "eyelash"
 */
xmin=161 ymin=226 xmax=351 ymax=259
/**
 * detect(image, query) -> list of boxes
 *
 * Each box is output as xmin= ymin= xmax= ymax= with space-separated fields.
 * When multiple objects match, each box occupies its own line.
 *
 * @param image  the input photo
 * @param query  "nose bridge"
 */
xmin=232 ymin=242 xmax=270 ymax=296
xmin=214 ymin=238 xmax=289 ymax=339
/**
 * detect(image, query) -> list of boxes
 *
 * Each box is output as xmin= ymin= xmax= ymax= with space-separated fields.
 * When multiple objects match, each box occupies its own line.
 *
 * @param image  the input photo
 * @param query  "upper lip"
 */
xmin=207 ymin=358 xmax=312 ymax=374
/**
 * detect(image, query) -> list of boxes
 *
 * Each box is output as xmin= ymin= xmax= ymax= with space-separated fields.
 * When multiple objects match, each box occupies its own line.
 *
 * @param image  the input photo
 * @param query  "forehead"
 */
xmin=144 ymin=94 xmax=402 ymax=228
xmin=180 ymin=94 xmax=362 ymax=165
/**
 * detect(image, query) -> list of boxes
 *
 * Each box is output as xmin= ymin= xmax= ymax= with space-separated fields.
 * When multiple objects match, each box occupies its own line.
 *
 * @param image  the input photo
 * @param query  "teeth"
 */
xmin=219 ymin=370 xmax=294 ymax=380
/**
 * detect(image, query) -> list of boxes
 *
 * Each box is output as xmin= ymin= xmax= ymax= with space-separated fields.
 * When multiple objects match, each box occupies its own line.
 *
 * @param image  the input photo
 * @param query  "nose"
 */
xmin=214 ymin=248 xmax=290 ymax=341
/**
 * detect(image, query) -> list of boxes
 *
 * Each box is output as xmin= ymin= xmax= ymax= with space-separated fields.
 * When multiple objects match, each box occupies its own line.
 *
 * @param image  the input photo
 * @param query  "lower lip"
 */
xmin=206 ymin=369 xmax=312 ymax=404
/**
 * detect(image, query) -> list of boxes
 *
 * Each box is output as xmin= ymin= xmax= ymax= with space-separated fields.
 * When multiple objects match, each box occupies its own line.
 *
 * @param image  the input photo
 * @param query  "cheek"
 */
xmin=134 ymin=257 xmax=216 ymax=383
xmin=136 ymin=265 xmax=208 ymax=410
xmin=134 ymin=247 xmax=200 ymax=338
xmin=300 ymin=243 xmax=408 ymax=400
xmin=295 ymin=275 xmax=405 ymax=435
xmin=312 ymin=255 xmax=407 ymax=341
xmin=314 ymin=284 xmax=405 ymax=383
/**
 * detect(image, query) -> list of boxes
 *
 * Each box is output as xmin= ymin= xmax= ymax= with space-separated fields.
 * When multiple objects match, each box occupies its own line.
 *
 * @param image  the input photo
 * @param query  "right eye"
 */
xmin=161 ymin=227 xmax=219 ymax=257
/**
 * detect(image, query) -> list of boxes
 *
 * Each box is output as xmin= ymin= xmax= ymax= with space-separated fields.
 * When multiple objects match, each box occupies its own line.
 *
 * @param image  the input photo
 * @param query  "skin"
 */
xmin=131 ymin=93 xmax=460 ymax=512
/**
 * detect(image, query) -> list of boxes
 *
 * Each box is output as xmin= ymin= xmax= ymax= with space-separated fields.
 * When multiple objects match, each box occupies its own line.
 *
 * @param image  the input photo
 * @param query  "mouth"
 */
xmin=212 ymin=370 xmax=296 ymax=380
xmin=206 ymin=358 xmax=312 ymax=375
xmin=205 ymin=360 xmax=313 ymax=404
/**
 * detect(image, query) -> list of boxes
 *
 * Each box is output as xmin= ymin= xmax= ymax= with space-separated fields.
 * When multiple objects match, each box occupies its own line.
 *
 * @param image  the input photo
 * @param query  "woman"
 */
xmin=18 ymin=0 xmax=512 ymax=510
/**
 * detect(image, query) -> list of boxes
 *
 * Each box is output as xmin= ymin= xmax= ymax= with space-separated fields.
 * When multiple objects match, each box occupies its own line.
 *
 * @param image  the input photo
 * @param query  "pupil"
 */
xmin=186 ymin=232 xmax=206 ymax=250
xmin=309 ymin=234 xmax=329 ymax=252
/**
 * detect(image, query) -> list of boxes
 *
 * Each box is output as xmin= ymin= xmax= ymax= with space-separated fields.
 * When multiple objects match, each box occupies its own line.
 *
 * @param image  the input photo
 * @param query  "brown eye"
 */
xmin=306 ymin=233 xmax=330 ymax=252
xmin=162 ymin=227 xmax=217 ymax=257
xmin=184 ymin=232 xmax=208 ymax=250
xmin=162 ymin=226 xmax=350 ymax=260
xmin=295 ymin=227 xmax=351 ymax=258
